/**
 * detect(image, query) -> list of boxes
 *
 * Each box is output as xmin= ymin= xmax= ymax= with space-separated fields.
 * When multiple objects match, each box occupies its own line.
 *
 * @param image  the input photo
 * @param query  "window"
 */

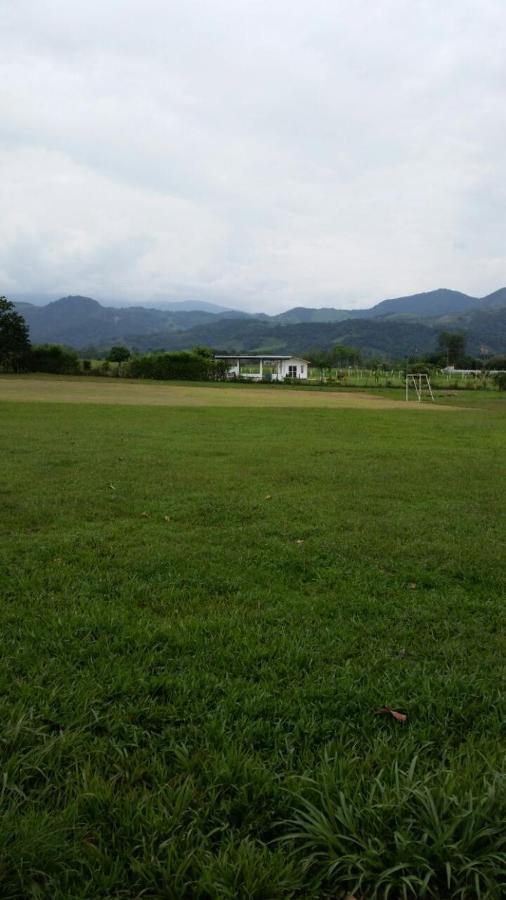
xmin=288 ymin=365 xmax=297 ymax=377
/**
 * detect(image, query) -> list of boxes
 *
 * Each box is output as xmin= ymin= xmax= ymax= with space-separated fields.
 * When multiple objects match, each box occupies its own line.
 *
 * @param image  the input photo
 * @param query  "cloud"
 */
xmin=1 ymin=0 xmax=506 ymax=310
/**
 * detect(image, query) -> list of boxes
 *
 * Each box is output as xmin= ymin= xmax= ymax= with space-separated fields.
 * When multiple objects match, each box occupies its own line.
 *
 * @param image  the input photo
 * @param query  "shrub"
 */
xmin=26 ymin=344 xmax=80 ymax=374
xmin=485 ymin=355 xmax=506 ymax=370
xmin=494 ymin=372 xmax=506 ymax=391
xmin=126 ymin=351 xmax=228 ymax=381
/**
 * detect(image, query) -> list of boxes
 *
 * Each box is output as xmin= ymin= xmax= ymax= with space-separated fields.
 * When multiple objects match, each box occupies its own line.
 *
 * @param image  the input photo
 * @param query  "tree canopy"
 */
xmin=0 ymin=296 xmax=31 ymax=371
xmin=333 ymin=343 xmax=363 ymax=366
xmin=437 ymin=331 xmax=466 ymax=366
xmin=107 ymin=345 xmax=131 ymax=364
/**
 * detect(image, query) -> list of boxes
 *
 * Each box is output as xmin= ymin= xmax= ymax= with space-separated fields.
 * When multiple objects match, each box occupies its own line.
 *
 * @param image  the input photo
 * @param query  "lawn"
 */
xmin=0 ymin=375 xmax=455 ymax=410
xmin=0 ymin=384 xmax=505 ymax=898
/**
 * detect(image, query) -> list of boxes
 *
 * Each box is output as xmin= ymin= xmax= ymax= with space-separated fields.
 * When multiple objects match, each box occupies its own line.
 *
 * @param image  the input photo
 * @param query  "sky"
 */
xmin=1 ymin=0 xmax=506 ymax=312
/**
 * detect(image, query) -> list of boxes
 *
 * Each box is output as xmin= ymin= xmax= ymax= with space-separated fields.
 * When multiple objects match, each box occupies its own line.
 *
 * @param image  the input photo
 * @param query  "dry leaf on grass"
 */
xmin=264 ymin=494 xmax=272 ymax=500
xmin=375 ymin=706 xmax=407 ymax=723
xmin=163 ymin=516 xmax=171 ymax=522
xmin=408 ymin=582 xmax=417 ymax=589
xmin=295 ymin=539 xmax=304 ymax=544
xmin=141 ymin=511 xmax=150 ymax=519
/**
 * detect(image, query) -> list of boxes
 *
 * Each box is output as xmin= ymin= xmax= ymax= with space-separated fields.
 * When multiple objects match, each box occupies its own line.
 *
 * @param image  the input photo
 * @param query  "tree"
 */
xmin=307 ymin=349 xmax=333 ymax=383
xmin=437 ymin=331 xmax=466 ymax=366
xmin=192 ymin=345 xmax=214 ymax=359
xmin=0 ymin=296 xmax=31 ymax=371
xmin=107 ymin=345 xmax=131 ymax=364
xmin=333 ymin=343 xmax=363 ymax=367
xmin=484 ymin=355 xmax=506 ymax=371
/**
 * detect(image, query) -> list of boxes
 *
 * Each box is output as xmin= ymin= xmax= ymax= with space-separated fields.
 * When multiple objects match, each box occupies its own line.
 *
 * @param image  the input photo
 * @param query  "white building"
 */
xmin=215 ymin=355 xmax=309 ymax=381
xmin=441 ymin=366 xmax=501 ymax=375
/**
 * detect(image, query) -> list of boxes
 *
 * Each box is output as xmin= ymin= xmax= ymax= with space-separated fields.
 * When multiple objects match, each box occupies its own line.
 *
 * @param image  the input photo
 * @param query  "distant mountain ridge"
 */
xmin=10 ymin=287 xmax=506 ymax=358
xmin=368 ymin=288 xmax=479 ymax=318
xmin=480 ymin=287 xmax=506 ymax=309
xmin=12 ymin=295 xmax=251 ymax=347
xmin=9 ymin=293 xmax=236 ymax=314
xmin=272 ymin=288 xmax=506 ymax=324
xmin=145 ymin=299 xmax=239 ymax=314
xmin=113 ymin=306 xmax=506 ymax=358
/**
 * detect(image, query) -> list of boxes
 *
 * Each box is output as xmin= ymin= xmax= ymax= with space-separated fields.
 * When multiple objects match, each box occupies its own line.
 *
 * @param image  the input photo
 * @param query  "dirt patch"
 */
xmin=0 ymin=377 xmax=456 ymax=411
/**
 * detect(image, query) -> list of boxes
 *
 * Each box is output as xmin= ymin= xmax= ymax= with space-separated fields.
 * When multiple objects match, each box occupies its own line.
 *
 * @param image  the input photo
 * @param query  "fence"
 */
xmin=307 ymin=368 xmax=500 ymax=390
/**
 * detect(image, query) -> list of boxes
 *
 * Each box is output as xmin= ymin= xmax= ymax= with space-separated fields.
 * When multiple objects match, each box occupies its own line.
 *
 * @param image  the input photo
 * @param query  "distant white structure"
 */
xmin=215 ymin=355 xmax=309 ymax=381
xmin=441 ymin=366 xmax=501 ymax=375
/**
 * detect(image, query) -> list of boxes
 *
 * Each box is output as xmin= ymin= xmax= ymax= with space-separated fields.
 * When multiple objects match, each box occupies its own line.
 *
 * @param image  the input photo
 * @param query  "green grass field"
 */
xmin=1 ymin=380 xmax=505 ymax=898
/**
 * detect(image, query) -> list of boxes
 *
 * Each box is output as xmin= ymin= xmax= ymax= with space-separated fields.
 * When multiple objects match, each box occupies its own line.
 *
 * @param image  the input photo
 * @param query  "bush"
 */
xmin=494 ymin=372 xmax=506 ymax=391
xmin=26 ymin=345 xmax=80 ymax=374
xmin=485 ymin=355 xmax=506 ymax=370
xmin=126 ymin=351 xmax=228 ymax=381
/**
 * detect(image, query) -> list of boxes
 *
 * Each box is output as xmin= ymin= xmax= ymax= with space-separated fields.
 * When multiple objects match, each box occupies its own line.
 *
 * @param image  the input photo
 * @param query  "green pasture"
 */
xmin=0 ymin=388 xmax=505 ymax=898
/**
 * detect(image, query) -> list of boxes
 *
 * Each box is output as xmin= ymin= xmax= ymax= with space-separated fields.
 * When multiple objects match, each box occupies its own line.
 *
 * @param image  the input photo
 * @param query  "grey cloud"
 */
xmin=1 ymin=0 xmax=506 ymax=311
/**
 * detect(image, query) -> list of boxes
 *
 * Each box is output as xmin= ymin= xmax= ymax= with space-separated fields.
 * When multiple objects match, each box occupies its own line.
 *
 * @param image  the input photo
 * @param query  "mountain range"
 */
xmin=11 ymin=287 xmax=506 ymax=358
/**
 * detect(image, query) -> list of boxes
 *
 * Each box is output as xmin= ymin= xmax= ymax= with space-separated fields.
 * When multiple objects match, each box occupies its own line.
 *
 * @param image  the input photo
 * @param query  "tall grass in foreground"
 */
xmin=284 ymin=751 xmax=506 ymax=898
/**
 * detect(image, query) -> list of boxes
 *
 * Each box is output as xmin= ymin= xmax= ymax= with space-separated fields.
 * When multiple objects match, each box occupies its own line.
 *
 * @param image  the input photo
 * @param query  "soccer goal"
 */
xmin=405 ymin=373 xmax=435 ymax=402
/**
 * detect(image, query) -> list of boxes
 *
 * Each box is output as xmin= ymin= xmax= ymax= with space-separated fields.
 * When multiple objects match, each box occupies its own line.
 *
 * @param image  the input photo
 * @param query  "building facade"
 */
xmin=214 ymin=355 xmax=309 ymax=381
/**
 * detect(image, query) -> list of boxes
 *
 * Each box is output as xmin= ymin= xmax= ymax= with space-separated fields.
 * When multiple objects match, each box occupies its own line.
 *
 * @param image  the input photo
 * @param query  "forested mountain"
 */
xmin=271 ymin=289 xmax=483 ymax=323
xmin=13 ymin=296 xmax=251 ymax=346
xmin=114 ymin=308 xmax=506 ymax=358
xmin=10 ymin=287 xmax=506 ymax=358
xmin=367 ymin=288 xmax=479 ymax=319
xmin=272 ymin=306 xmax=360 ymax=324
xmin=123 ymin=317 xmax=438 ymax=358
xmin=437 ymin=306 xmax=506 ymax=354
xmin=481 ymin=287 xmax=506 ymax=309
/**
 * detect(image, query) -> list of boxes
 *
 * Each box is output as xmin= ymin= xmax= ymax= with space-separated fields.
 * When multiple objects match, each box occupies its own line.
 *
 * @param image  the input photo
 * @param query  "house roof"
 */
xmin=214 ymin=355 xmax=310 ymax=362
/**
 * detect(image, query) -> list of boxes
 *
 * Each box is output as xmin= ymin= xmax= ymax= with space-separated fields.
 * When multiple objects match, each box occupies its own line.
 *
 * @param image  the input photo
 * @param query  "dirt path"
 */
xmin=0 ymin=376 xmax=456 ymax=410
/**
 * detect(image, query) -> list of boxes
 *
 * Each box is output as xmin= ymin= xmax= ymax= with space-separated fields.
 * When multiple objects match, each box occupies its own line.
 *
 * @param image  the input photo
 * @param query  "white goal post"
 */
xmin=405 ymin=373 xmax=435 ymax=402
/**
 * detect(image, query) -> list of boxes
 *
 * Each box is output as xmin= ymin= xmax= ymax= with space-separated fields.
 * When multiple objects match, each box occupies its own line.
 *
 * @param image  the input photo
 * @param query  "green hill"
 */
xmin=11 ymin=288 xmax=506 ymax=358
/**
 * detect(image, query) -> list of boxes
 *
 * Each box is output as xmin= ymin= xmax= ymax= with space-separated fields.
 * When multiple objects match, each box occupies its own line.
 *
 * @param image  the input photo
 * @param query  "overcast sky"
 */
xmin=1 ymin=0 xmax=506 ymax=311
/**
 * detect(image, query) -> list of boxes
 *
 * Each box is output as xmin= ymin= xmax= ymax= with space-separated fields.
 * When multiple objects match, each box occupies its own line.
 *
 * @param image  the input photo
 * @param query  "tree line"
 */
xmin=0 ymin=298 xmax=230 ymax=380
xmin=1 ymin=296 xmax=505 ymax=385
xmin=307 ymin=335 xmax=506 ymax=372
